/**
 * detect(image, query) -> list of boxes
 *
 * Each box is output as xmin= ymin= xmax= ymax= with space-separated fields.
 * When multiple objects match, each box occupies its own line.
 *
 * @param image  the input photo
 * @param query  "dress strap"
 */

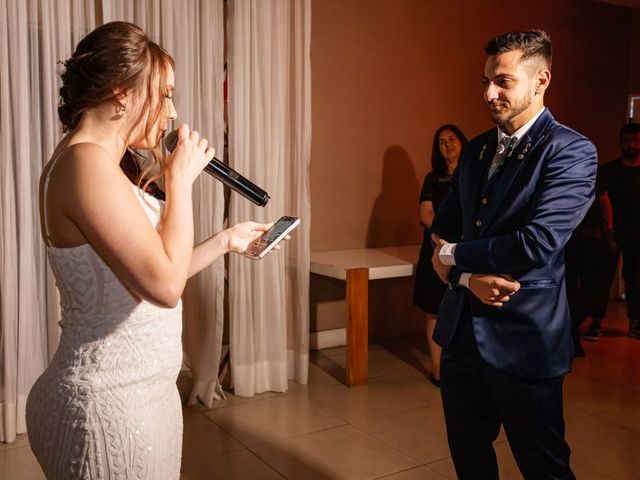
xmin=42 ymin=150 xmax=65 ymax=246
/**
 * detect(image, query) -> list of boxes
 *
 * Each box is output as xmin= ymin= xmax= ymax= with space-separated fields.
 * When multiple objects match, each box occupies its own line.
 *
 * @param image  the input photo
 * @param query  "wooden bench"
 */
xmin=310 ymin=245 xmax=421 ymax=386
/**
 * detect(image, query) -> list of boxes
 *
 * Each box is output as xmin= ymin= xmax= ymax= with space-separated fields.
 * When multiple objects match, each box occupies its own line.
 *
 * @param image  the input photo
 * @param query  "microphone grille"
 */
xmin=164 ymin=129 xmax=179 ymax=152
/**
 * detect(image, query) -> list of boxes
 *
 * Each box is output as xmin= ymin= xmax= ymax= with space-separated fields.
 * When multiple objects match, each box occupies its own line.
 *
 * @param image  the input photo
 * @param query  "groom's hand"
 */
xmin=468 ymin=273 xmax=520 ymax=307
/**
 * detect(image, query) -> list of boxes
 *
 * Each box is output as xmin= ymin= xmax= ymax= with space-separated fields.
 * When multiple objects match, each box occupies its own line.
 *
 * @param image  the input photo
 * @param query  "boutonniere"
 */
xmin=479 ymin=144 xmax=488 ymax=160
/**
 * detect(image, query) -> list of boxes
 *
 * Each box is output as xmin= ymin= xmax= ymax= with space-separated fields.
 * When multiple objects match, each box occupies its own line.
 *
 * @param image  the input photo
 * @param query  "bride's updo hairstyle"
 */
xmin=58 ymin=21 xmax=174 ymax=197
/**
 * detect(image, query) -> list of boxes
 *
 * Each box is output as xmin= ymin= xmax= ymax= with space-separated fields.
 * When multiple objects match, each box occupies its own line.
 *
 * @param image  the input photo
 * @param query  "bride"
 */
xmin=26 ymin=21 xmax=271 ymax=479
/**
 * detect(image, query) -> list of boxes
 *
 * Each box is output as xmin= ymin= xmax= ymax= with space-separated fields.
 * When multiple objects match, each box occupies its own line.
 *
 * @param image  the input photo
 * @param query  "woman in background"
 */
xmin=26 ymin=22 xmax=272 ymax=479
xmin=413 ymin=124 xmax=467 ymax=386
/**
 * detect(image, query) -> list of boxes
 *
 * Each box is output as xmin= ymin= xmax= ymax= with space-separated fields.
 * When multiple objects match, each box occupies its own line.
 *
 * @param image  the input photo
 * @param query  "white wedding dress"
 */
xmin=26 ymin=183 xmax=183 ymax=480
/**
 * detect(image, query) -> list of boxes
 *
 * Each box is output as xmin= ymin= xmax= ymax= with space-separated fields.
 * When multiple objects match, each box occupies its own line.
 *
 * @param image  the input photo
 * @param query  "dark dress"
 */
xmin=413 ymin=172 xmax=451 ymax=313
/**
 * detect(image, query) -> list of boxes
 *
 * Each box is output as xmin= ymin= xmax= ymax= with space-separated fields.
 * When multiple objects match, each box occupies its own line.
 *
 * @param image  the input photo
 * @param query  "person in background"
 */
xmin=598 ymin=122 xmax=640 ymax=340
xmin=26 ymin=21 xmax=273 ymax=479
xmin=413 ymin=124 xmax=467 ymax=386
xmin=565 ymin=176 xmax=618 ymax=351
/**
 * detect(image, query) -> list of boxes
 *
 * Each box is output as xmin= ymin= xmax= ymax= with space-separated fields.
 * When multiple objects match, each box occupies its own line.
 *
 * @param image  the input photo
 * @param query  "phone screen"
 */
xmin=243 ymin=216 xmax=300 ymax=259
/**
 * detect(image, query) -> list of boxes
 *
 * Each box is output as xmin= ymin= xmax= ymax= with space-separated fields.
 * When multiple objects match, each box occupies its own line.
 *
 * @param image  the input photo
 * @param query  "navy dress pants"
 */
xmin=440 ymin=310 xmax=575 ymax=480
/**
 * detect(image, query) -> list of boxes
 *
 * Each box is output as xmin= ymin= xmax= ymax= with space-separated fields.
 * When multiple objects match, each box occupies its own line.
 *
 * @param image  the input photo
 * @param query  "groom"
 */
xmin=430 ymin=30 xmax=597 ymax=479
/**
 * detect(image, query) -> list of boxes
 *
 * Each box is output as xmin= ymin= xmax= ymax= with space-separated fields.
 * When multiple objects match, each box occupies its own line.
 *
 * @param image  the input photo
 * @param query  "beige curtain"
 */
xmin=101 ymin=0 xmax=228 ymax=409
xmin=227 ymin=0 xmax=311 ymax=397
xmin=0 ymin=0 xmax=99 ymax=444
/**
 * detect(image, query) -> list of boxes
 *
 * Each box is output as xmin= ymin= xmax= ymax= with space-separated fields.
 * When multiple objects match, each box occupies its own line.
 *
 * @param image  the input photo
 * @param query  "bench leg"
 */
xmin=346 ymin=267 xmax=368 ymax=386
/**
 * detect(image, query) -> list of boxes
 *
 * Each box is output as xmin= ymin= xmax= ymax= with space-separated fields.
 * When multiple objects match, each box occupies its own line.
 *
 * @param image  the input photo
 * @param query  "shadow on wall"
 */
xmin=366 ymin=145 xmax=422 ymax=248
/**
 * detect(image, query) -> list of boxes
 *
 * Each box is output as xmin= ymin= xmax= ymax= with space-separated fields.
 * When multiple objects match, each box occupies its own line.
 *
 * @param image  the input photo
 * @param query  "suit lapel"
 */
xmin=477 ymin=109 xmax=556 ymax=237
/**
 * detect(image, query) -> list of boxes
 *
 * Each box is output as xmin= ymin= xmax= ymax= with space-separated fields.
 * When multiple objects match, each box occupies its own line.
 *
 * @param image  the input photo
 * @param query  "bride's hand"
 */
xmin=224 ymin=222 xmax=274 ymax=254
xmin=164 ymin=124 xmax=215 ymax=187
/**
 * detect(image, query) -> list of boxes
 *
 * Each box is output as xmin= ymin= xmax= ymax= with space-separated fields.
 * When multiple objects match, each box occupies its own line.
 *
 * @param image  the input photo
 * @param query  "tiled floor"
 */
xmin=2 ymin=301 xmax=640 ymax=479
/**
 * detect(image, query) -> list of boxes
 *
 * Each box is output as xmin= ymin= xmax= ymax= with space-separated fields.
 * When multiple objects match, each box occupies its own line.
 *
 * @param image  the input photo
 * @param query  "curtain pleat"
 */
xmin=102 ymin=0 xmax=227 ymax=408
xmin=227 ymin=0 xmax=310 ymax=397
xmin=0 ymin=0 xmax=98 ymax=444
xmin=286 ymin=0 xmax=311 ymax=384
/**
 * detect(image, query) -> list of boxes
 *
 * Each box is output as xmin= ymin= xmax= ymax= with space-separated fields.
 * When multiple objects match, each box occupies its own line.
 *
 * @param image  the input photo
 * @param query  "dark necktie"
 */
xmin=488 ymin=136 xmax=516 ymax=179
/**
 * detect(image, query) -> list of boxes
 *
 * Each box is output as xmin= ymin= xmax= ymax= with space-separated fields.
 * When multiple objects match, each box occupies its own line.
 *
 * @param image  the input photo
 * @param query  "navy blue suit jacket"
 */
xmin=431 ymin=109 xmax=597 ymax=379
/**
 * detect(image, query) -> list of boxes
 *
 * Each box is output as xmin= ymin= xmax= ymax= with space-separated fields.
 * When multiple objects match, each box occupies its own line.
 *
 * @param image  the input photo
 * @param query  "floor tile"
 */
xmin=180 ymin=448 xmax=284 ymax=480
xmin=571 ymin=357 xmax=640 ymax=392
xmin=377 ymin=336 xmax=434 ymax=380
xmin=426 ymin=442 xmax=523 ymax=480
xmin=298 ymin=361 xmax=344 ymax=389
xmin=596 ymin=402 xmax=640 ymax=433
xmin=205 ymin=393 xmax=345 ymax=447
xmin=182 ymin=378 xmax=307 ymax=412
xmin=318 ymin=345 xmax=419 ymax=381
xmin=571 ymin=460 xmax=617 ymax=480
xmin=398 ymin=446 xmax=616 ymax=480
xmin=0 ymin=445 xmax=45 ymax=480
xmin=352 ymin=405 xmax=450 ymax=464
xmin=368 ymin=370 xmax=442 ymax=405
xmin=424 ymin=456 xmax=456 ymax=479
xmin=179 ymin=366 xmax=321 ymax=413
xmin=373 ymin=465 xmax=448 ymax=479
xmin=309 ymin=352 xmax=355 ymax=385
xmin=0 ymin=432 xmax=30 ymax=451
xmin=567 ymin=416 xmax=640 ymax=479
xmin=563 ymin=372 xmax=640 ymax=422
xmin=182 ymin=413 xmax=244 ymax=459
xmin=252 ymin=424 xmax=418 ymax=480
xmin=302 ymin=374 xmax=433 ymax=423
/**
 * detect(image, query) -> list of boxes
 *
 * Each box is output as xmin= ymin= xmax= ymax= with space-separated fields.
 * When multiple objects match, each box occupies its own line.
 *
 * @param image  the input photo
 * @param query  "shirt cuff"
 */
xmin=459 ymin=272 xmax=471 ymax=288
xmin=439 ymin=242 xmax=457 ymax=266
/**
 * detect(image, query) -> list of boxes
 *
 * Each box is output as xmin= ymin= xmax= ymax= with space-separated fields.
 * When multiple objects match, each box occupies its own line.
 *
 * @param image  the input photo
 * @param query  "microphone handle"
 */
xmin=163 ymin=129 xmax=270 ymax=207
xmin=205 ymin=158 xmax=270 ymax=207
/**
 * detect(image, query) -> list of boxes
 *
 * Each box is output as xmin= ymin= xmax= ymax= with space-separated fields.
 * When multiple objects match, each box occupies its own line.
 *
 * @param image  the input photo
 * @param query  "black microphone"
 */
xmin=164 ymin=129 xmax=270 ymax=207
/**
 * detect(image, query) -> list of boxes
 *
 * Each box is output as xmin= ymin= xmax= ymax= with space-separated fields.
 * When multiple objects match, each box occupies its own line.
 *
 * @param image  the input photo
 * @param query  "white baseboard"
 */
xmin=309 ymin=328 xmax=346 ymax=351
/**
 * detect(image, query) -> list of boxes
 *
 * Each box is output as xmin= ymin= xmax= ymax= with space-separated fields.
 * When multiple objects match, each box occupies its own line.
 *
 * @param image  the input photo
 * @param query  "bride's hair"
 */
xmin=58 ymin=21 xmax=174 ymax=198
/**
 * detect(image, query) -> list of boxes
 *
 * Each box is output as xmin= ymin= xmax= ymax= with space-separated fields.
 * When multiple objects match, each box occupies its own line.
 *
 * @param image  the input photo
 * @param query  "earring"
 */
xmin=117 ymin=103 xmax=127 ymax=118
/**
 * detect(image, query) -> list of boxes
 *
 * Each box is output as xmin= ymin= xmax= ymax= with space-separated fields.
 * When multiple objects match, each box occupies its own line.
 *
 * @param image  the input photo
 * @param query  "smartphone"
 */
xmin=243 ymin=216 xmax=300 ymax=260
